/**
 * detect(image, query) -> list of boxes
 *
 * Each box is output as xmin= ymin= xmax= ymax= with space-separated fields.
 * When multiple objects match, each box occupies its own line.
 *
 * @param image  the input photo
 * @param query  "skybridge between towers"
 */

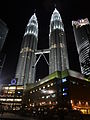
xmin=32 ymin=49 xmax=50 ymax=68
xmin=35 ymin=49 xmax=50 ymax=55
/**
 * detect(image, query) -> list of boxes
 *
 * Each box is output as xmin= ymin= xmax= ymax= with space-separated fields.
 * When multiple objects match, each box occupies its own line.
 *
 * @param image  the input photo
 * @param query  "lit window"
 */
xmin=47 ymin=84 xmax=50 ymax=87
xmin=63 ymin=93 xmax=67 ymax=96
xmin=70 ymin=100 xmax=73 ymax=104
xmin=0 ymin=98 xmax=6 ymax=101
xmin=56 ymin=101 xmax=58 ymax=104
xmin=14 ymin=99 xmax=22 ymax=101
xmin=39 ymin=88 xmax=41 ymax=90
xmin=17 ymin=87 xmax=23 ymax=90
xmin=86 ymin=102 xmax=88 ymax=106
xmin=4 ymin=87 xmax=9 ymax=90
xmin=49 ymin=101 xmax=51 ymax=105
xmin=17 ymin=91 xmax=21 ymax=94
xmin=62 ymin=78 xmax=67 ymax=83
xmin=46 ymin=95 xmax=50 ymax=99
xmin=33 ymin=90 xmax=35 ymax=92
xmin=52 ymin=94 xmax=56 ymax=98
xmin=63 ymin=88 xmax=68 ymax=91
xmin=48 ymin=90 xmax=54 ymax=94
xmin=42 ymin=96 xmax=45 ymax=99
xmin=79 ymin=101 xmax=81 ymax=105
xmin=51 ymin=83 xmax=53 ymax=86
xmin=43 ymin=86 xmax=45 ymax=89
xmin=39 ymin=79 xmax=41 ymax=81
xmin=30 ymin=91 xmax=32 ymax=93
xmin=7 ymin=99 xmax=13 ymax=101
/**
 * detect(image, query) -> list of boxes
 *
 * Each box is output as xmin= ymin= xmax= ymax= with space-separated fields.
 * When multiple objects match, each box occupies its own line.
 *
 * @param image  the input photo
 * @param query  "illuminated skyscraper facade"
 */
xmin=15 ymin=13 xmax=38 ymax=85
xmin=72 ymin=18 xmax=90 ymax=76
xmin=49 ymin=8 xmax=69 ymax=74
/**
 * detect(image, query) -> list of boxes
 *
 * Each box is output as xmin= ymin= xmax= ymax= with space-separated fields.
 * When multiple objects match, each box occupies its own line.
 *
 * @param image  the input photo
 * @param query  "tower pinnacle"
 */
xmin=51 ymin=8 xmax=62 ymax=22
xmin=24 ymin=13 xmax=38 ymax=37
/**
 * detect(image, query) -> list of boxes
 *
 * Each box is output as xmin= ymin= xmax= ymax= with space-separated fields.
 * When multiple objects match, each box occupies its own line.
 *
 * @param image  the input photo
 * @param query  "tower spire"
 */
xmin=54 ymin=3 xmax=56 ymax=8
xmin=24 ymin=13 xmax=38 ymax=37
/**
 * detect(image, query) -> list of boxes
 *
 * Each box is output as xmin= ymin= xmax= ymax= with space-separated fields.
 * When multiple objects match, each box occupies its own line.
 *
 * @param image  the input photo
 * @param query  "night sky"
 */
xmin=0 ymin=0 xmax=90 ymax=84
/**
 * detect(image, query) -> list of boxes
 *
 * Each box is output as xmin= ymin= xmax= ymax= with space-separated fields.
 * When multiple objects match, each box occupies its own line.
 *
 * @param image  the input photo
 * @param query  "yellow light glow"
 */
xmin=8 ymin=91 xmax=13 ymax=94
xmin=47 ymin=84 xmax=50 ymax=87
xmin=7 ymin=99 xmax=13 ymax=101
xmin=4 ymin=87 xmax=9 ymax=90
xmin=51 ymin=83 xmax=53 ymax=86
xmin=17 ymin=87 xmax=23 ymax=90
xmin=9 ymin=86 xmax=16 ymax=90
xmin=0 ymin=98 xmax=6 ymax=101
xmin=43 ymin=86 xmax=45 ymax=89
xmin=14 ymin=99 xmax=22 ymax=101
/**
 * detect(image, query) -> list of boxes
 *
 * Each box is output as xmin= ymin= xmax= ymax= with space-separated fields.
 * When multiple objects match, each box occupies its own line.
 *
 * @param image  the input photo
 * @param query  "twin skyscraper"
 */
xmin=15 ymin=8 xmax=69 ymax=85
xmin=15 ymin=8 xmax=90 ymax=85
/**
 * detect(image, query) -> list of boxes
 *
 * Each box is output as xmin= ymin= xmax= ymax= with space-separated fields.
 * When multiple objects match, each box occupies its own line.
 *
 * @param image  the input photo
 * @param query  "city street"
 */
xmin=0 ymin=113 xmax=37 ymax=120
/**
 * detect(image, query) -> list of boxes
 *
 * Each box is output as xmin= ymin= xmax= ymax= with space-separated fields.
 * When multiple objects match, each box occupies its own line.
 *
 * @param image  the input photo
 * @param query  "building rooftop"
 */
xmin=26 ymin=69 xmax=89 ymax=90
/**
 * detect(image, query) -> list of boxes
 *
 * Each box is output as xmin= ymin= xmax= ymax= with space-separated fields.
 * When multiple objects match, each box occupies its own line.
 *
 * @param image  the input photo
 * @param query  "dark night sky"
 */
xmin=0 ymin=0 xmax=90 ymax=84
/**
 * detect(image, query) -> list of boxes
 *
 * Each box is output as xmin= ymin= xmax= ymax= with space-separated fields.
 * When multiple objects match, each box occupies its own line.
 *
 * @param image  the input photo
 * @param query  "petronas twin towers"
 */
xmin=15 ymin=8 xmax=69 ymax=85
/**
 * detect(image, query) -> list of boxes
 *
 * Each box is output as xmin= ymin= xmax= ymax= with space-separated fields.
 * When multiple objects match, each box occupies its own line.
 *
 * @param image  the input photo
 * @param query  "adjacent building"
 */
xmin=0 ymin=85 xmax=24 ymax=111
xmin=0 ymin=19 xmax=8 ymax=51
xmin=49 ymin=8 xmax=69 ymax=74
xmin=15 ymin=13 xmax=38 ymax=85
xmin=0 ymin=19 xmax=8 ymax=76
xmin=23 ymin=70 xmax=90 ymax=115
xmin=72 ymin=18 xmax=90 ymax=77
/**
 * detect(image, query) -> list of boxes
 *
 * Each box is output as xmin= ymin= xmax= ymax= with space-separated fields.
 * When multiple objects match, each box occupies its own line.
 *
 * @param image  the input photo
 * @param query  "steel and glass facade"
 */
xmin=72 ymin=18 xmax=90 ymax=76
xmin=15 ymin=13 xmax=38 ymax=85
xmin=49 ymin=8 xmax=69 ymax=74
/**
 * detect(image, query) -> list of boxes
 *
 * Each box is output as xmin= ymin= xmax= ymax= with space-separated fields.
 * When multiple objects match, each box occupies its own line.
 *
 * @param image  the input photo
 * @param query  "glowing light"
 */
xmin=42 ymin=96 xmax=45 ymax=99
xmin=49 ymin=101 xmax=51 ymax=105
xmin=63 ymin=88 xmax=68 ymax=91
xmin=63 ymin=93 xmax=67 ymax=96
xmin=39 ymin=87 xmax=41 ymax=90
xmin=72 ymin=18 xmax=90 ymax=28
xmin=0 ymin=98 xmax=6 ymax=101
xmin=48 ymin=90 xmax=54 ymax=94
xmin=47 ymin=84 xmax=50 ymax=87
xmin=62 ymin=78 xmax=67 ymax=83
xmin=4 ymin=87 xmax=9 ymax=90
xmin=9 ymin=86 xmax=16 ymax=90
xmin=17 ymin=91 xmax=21 ymax=94
xmin=17 ymin=86 xmax=23 ymax=90
xmin=14 ymin=99 xmax=22 ymax=101
xmin=39 ymin=79 xmax=41 ymax=81
xmin=51 ymin=83 xmax=53 ymax=86
xmin=7 ymin=99 xmax=13 ymax=101
xmin=41 ymin=89 xmax=54 ymax=94
xmin=70 ymin=100 xmax=73 ymax=104
xmin=41 ymin=89 xmax=47 ymax=93
xmin=43 ymin=86 xmax=45 ymax=89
